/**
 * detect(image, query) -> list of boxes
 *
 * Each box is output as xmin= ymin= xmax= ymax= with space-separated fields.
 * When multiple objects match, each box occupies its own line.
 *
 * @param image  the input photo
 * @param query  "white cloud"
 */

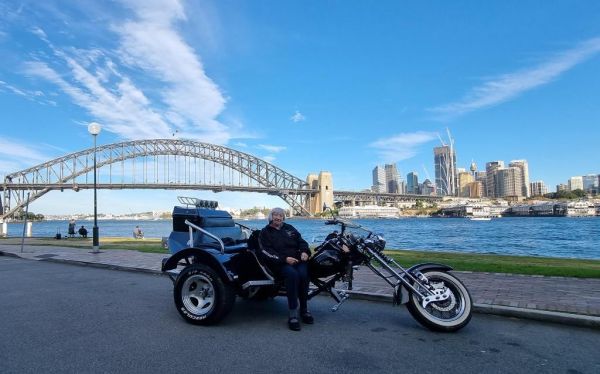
xmin=258 ymin=144 xmax=286 ymax=153
xmin=234 ymin=142 xmax=248 ymax=148
xmin=19 ymin=0 xmax=235 ymax=144
xmin=369 ymin=131 xmax=438 ymax=163
xmin=0 ymin=80 xmax=55 ymax=106
xmin=0 ymin=138 xmax=53 ymax=175
xmin=290 ymin=110 xmax=305 ymax=123
xmin=262 ymin=155 xmax=276 ymax=163
xmin=430 ymin=37 xmax=600 ymax=118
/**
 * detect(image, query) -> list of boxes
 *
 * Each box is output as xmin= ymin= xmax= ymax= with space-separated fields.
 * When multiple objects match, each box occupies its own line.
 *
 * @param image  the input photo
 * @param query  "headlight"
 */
xmin=374 ymin=234 xmax=386 ymax=251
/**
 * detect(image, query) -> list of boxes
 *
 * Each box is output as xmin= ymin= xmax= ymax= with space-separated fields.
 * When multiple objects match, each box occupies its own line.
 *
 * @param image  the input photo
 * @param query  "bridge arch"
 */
xmin=1 ymin=139 xmax=315 ymax=219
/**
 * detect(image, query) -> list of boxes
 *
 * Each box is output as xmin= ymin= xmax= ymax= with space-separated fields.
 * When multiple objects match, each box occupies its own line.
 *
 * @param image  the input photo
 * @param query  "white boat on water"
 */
xmin=469 ymin=216 xmax=491 ymax=221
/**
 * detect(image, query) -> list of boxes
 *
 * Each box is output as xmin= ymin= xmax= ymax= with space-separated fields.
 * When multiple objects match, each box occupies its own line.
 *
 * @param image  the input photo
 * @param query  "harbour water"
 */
xmin=5 ymin=217 xmax=599 ymax=260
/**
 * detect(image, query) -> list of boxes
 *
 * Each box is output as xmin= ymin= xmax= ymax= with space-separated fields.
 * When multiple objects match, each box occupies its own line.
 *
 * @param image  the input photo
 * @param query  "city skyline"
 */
xmin=1 ymin=1 xmax=600 ymax=214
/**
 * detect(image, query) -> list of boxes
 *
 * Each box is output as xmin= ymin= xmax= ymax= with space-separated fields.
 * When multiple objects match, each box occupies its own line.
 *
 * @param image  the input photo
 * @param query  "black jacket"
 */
xmin=258 ymin=222 xmax=310 ymax=265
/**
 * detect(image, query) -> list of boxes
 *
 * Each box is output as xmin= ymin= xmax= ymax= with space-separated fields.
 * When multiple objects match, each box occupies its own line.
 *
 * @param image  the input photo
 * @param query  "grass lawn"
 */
xmin=2 ymin=237 xmax=599 ymax=278
xmin=384 ymin=249 xmax=600 ymax=278
xmin=0 ymin=237 xmax=169 ymax=254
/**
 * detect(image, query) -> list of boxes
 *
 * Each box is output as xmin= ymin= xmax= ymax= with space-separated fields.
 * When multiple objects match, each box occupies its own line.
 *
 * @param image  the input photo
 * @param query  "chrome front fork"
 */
xmin=365 ymin=249 xmax=450 ymax=307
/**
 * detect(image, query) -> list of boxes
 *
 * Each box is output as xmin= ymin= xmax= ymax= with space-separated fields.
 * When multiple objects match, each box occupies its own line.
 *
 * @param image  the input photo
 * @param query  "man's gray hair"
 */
xmin=268 ymin=207 xmax=286 ymax=222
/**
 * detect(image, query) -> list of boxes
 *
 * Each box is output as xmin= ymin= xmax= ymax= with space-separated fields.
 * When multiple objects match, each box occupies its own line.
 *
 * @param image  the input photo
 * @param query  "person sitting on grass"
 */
xmin=78 ymin=226 xmax=88 ymax=238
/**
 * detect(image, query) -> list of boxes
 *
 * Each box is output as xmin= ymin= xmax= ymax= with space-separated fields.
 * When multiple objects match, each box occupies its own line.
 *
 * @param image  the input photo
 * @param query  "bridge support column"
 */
xmin=305 ymin=171 xmax=333 ymax=215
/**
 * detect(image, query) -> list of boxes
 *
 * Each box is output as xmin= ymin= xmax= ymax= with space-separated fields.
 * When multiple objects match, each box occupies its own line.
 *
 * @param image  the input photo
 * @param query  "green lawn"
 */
xmin=2 ymin=237 xmax=599 ymax=278
xmin=383 ymin=249 xmax=600 ymax=278
xmin=0 ymin=237 xmax=169 ymax=254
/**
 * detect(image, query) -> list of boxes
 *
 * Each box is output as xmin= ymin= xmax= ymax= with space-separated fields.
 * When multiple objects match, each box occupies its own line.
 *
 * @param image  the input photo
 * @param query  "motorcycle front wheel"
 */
xmin=406 ymin=271 xmax=472 ymax=332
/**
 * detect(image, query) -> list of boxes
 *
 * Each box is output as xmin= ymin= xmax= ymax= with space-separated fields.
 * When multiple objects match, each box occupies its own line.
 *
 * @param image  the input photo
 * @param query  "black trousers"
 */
xmin=272 ymin=262 xmax=309 ymax=311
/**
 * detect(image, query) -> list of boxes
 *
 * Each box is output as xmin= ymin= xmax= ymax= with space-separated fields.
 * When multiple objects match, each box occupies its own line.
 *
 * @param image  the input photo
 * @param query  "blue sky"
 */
xmin=1 ymin=1 xmax=599 ymax=215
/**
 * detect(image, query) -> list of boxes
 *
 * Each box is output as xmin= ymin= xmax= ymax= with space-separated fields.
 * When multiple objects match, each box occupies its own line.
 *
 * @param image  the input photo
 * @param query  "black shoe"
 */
xmin=288 ymin=317 xmax=301 ymax=331
xmin=301 ymin=311 xmax=314 ymax=324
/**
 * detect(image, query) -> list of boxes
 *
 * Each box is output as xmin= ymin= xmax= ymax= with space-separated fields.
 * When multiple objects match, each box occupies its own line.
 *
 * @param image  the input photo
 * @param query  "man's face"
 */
xmin=271 ymin=212 xmax=284 ymax=227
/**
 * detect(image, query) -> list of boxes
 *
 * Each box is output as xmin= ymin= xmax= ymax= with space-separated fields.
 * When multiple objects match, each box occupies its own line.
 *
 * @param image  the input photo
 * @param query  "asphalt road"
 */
xmin=1 ymin=257 xmax=598 ymax=374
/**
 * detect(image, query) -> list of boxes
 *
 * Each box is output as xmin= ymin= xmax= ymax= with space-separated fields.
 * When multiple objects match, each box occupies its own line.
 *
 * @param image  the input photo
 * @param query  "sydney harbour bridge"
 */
xmin=1 ymin=139 xmax=439 ymax=220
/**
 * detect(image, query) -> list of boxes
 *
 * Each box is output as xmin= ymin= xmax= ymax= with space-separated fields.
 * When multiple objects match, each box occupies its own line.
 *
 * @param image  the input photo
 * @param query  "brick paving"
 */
xmin=2 ymin=243 xmax=600 ymax=322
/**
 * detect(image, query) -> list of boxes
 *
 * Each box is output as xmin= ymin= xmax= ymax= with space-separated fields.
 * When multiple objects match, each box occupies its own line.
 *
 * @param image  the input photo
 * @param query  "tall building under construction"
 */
xmin=434 ymin=145 xmax=457 ymax=196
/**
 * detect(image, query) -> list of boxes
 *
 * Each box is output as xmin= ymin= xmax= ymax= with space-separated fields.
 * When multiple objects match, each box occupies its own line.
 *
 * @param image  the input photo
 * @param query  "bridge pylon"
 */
xmin=305 ymin=171 xmax=334 ymax=215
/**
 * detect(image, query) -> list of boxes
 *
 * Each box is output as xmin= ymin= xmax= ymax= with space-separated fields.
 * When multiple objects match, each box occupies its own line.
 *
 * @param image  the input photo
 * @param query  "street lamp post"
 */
xmin=88 ymin=122 xmax=101 ymax=253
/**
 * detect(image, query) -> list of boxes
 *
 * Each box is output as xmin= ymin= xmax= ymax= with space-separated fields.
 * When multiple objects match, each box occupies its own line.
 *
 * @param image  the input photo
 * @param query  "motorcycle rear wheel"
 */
xmin=406 ymin=271 xmax=472 ymax=332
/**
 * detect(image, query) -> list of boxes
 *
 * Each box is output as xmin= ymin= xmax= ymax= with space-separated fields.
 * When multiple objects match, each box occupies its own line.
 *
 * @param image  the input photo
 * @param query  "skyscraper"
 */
xmin=406 ymin=172 xmax=419 ymax=194
xmin=497 ymin=167 xmax=523 ymax=199
xmin=421 ymin=179 xmax=435 ymax=195
xmin=385 ymin=164 xmax=401 ymax=193
xmin=485 ymin=161 xmax=504 ymax=198
xmin=568 ymin=176 xmax=583 ymax=191
xmin=371 ymin=166 xmax=386 ymax=193
xmin=457 ymin=170 xmax=474 ymax=197
xmin=434 ymin=145 xmax=457 ymax=196
xmin=509 ymin=160 xmax=530 ymax=198
xmin=530 ymin=181 xmax=548 ymax=196
xmin=474 ymin=171 xmax=487 ymax=197
xmin=582 ymin=174 xmax=599 ymax=194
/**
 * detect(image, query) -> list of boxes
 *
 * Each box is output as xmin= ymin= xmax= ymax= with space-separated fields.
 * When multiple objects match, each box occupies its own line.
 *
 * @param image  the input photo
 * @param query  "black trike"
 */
xmin=162 ymin=197 xmax=472 ymax=332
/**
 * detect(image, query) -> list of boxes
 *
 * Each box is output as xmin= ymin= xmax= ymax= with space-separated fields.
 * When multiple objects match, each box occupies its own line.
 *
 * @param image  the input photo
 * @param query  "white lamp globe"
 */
xmin=88 ymin=122 xmax=102 ymax=135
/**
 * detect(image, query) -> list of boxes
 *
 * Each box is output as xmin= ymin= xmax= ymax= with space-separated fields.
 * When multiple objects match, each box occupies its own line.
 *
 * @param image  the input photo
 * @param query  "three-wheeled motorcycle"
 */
xmin=162 ymin=197 xmax=472 ymax=332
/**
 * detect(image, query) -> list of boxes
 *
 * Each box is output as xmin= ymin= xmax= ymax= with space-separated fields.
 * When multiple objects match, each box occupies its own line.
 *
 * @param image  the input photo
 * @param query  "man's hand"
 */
xmin=300 ymin=252 xmax=309 ymax=262
xmin=286 ymin=257 xmax=299 ymax=265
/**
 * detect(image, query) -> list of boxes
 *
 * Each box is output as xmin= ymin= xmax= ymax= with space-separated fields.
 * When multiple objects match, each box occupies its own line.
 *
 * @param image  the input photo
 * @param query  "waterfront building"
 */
xmin=434 ymin=145 xmax=457 ymax=196
xmin=485 ymin=161 xmax=504 ymax=198
xmin=384 ymin=164 xmax=401 ymax=194
xmin=338 ymin=205 xmax=399 ymax=218
xmin=530 ymin=181 xmax=548 ymax=197
xmin=440 ymin=204 xmax=491 ymax=218
xmin=371 ymin=166 xmax=386 ymax=193
xmin=406 ymin=172 xmax=419 ymax=194
xmin=497 ymin=167 xmax=523 ymax=200
xmin=566 ymin=201 xmax=595 ymax=216
xmin=530 ymin=203 xmax=557 ymax=216
xmin=568 ymin=176 xmax=584 ymax=191
xmin=510 ymin=204 xmax=531 ymax=216
xmin=509 ymin=160 xmax=530 ymax=197
xmin=457 ymin=170 xmax=474 ymax=197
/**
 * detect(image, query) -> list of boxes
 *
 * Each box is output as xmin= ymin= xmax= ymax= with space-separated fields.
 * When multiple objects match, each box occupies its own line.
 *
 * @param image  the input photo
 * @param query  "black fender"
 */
xmin=406 ymin=262 xmax=453 ymax=275
xmin=161 ymin=247 xmax=234 ymax=282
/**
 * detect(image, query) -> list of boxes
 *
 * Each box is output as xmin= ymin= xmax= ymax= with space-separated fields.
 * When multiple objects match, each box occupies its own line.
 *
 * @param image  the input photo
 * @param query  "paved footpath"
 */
xmin=1 ymin=243 xmax=599 ymax=329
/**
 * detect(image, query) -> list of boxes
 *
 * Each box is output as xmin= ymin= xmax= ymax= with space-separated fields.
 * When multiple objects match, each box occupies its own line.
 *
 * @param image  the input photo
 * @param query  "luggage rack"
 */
xmin=177 ymin=196 xmax=219 ymax=209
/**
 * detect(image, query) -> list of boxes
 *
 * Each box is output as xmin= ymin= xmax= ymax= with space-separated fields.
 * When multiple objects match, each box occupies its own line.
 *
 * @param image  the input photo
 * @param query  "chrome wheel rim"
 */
xmin=417 ymin=276 xmax=467 ymax=322
xmin=182 ymin=274 xmax=215 ymax=316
